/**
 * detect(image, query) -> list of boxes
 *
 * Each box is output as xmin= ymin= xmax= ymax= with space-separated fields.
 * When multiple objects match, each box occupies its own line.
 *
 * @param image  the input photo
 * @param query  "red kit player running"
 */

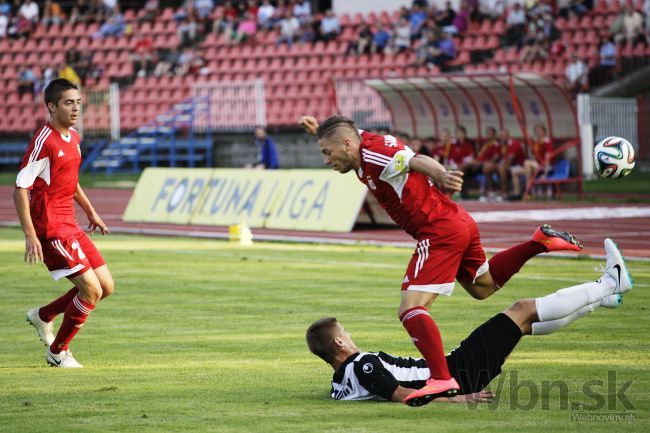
xmin=299 ymin=115 xmax=582 ymax=406
xmin=14 ymin=78 xmax=114 ymax=368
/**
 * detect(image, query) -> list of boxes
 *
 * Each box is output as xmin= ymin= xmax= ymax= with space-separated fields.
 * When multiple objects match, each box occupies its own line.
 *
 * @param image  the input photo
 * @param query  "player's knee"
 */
xmin=101 ymin=277 xmax=115 ymax=299
xmin=507 ymin=299 xmax=536 ymax=318
xmin=80 ymin=284 xmax=103 ymax=304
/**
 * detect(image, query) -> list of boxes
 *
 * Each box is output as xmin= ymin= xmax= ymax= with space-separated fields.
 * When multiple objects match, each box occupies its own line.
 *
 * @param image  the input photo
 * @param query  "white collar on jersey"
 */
xmin=60 ymin=131 xmax=71 ymax=143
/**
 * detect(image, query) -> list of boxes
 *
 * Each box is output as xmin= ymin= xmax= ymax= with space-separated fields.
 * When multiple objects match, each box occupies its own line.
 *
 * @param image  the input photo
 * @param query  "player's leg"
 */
xmin=46 ymin=268 xmax=102 ymax=367
xmin=400 ymin=236 xmax=464 ymax=406
xmin=77 ymin=232 xmax=114 ymax=300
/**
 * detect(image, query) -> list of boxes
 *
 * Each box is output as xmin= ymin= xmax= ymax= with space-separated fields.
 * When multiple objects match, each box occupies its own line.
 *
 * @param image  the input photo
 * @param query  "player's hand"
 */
xmin=460 ymin=390 xmax=495 ymax=403
xmin=298 ymin=115 xmax=319 ymax=136
xmin=439 ymin=390 xmax=495 ymax=404
xmin=24 ymin=234 xmax=43 ymax=264
xmin=437 ymin=170 xmax=464 ymax=193
xmin=87 ymin=212 xmax=110 ymax=236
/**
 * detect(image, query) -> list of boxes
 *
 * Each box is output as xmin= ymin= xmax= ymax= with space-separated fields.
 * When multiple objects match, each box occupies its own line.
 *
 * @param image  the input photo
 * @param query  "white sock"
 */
xmin=531 ymin=301 xmax=600 ymax=335
xmin=534 ymin=276 xmax=616 ymax=322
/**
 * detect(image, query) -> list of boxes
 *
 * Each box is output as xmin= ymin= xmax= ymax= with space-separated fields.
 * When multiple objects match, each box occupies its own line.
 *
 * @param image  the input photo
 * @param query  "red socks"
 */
xmin=39 ymin=287 xmax=79 ymax=323
xmin=50 ymin=295 xmax=95 ymax=353
xmin=400 ymin=306 xmax=452 ymax=380
xmin=488 ymin=241 xmax=546 ymax=288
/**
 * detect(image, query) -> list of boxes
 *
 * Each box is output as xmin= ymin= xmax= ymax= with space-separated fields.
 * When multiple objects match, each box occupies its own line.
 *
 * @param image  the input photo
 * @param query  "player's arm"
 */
xmin=409 ymin=154 xmax=464 ymax=193
xmin=13 ymin=188 xmax=43 ymax=264
xmin=74 ymin=183 xmax=110 ymax=235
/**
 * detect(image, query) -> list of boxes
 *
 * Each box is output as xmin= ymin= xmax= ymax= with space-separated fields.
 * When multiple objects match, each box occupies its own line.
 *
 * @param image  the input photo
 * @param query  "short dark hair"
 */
xmin=316 ymin=115 xmax=359 ymax=142
xmin=306 ymin=317 xmax=339 ymax=363
xmin=44 ymin=78 xmax=78 ymax=111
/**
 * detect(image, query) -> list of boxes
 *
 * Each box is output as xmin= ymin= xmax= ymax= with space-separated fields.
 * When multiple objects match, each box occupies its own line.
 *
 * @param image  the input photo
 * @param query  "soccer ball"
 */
xmin=593 ymin=136 xmax=636 ymax=178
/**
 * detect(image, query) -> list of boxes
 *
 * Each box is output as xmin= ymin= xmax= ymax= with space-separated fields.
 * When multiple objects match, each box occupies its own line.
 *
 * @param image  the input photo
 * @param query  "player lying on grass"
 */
xmin=299 ymin=114 xmax=584 ymax=405
xmin=306 ymin=239 xmax=633 ymax=405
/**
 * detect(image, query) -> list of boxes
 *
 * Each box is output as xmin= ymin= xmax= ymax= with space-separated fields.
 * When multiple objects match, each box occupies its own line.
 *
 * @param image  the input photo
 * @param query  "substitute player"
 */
xmin=298 ymin=115 xmax=583 ymax=406
xmin=306 ymin=239 xmax=632 ymax=404
xmin=14 ymin=78 xmax=114 ymax=368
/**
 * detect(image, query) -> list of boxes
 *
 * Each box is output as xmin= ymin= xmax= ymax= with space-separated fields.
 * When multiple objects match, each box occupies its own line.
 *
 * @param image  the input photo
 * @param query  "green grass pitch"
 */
xmin=0 ymin=227 xmax=648 ymax=432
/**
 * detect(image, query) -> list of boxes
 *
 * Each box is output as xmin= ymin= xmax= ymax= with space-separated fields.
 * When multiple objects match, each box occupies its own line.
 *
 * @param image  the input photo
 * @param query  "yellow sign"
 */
xmin=123 ymin=168 xmax=368 ymax=232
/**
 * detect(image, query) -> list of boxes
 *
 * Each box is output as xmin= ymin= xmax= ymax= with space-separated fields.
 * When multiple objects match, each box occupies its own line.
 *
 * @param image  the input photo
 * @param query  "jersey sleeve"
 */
xmin=353 ymin=354 xmax=399 ymax=401
xmin=16 ymin=127 xmax=54 ymax=189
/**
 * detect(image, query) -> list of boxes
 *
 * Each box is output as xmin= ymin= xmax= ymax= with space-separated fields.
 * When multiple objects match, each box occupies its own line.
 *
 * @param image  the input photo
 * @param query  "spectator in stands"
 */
xmin=178 ymin=14 xmax=199 ymax=47
xmin=18 ymin=66 xmax=36 ymax=98
xmin=0 ymin=0 xmax=9 ymax=15
xmin=520 ymin=28 xmax=548 ymax=62
xmin=131 ymin=35 xmax=156 ymax=77
xmin=319 ymin=9 xmax=340 ymax=42
xmin=0 ymin=10 xmax=7 ymax=38
xmin=432 ymin=127 xmax=452 ymax=165
xmin=154 ymin=50 xmax=179 ymax=76
xmin=345 ymin=22 xmax=373 ymax=56
xmin=435 ymin=1 xmax=457 ymax=29
xmin=497 ymin=128 xmax=526 ymax=200
xmin=246 ymin=0 xmax=258 ymax=16
xmin=18 ymin=0 xmax=39 ymax=24
xmin=644 ymin=0 xmax=650 ymax=34
xmin=620 ymin=5 xmax=645 ymax=45
xmin=479 ymin=0 xmax=505 ymax=21
xmin=257 ymin=0 xmax=275 ymax=30
xmin=92 ymin=6 xmax=125 ymax=38
xmin=231 ymin=11 xmax=257 ymax=44
xmin=69 ymin=0 xmax=91 ymax=25
xmin=37 ymin=66 xmax=55 ymax=94
xmin=590 ymin=33 xmax=617 ymax=87
xmin=504 ymin=3 xmax=526 ymax=47
xmin=41 ymin=0 xmax=65 ymax=26
xmin=276 ymin=10 xmax=300 ymax=47
xmin=565 ymin=53 xmax=588 ymax=94
xmin=139 ymin=0 xmax=158 ymax=23
xmin=393 ymin=17 xmax=412 ymax=52
xmin=446 ymin=0 xmax=469 ymax=35
xmin=293 ymin=0 xmax=311 ymax=24
xmin=249 ymin=127 xmax=279 ymax=169
xmin=195 ymin=0 xmax=213 ymax=20
xmin=568 ymin=0 xmax=591 ymax=17
xmin=430 ymin=30 xmax=456 ymax=68
xmin=510 ymin=123 xmax=553 ymax=200
xmin=372 ymin=24 xmax=391 ymax=54
xmin=528 ymin=0 xmax=552 ymax=18
xmin=409 ymin=3 xmax=427 ymax=39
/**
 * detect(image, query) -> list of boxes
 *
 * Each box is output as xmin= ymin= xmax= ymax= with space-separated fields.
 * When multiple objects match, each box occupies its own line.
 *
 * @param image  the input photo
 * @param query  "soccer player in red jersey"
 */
xmin=497 ymin=128 xmax=526 ymax=200
xmin=298 ymin=114 xmax=582 ymax=406
xmin=14 ymin=78 xmax=114 ymax=368
xmin=510 ymin=123 xmax=555 ymax=198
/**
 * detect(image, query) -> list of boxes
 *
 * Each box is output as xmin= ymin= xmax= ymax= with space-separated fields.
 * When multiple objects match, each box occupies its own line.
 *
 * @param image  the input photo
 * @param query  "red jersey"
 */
xmin=357 ymin=131 xmax=472 ymax=239
xmin=434 ymin=139 xmax=474 ymax=167
xmin=501 ymin=138 xmax=525 ymax=166
xmin=476 ymin=138 xmax=501 ymax=163
xmin=528 ymin=137 xmax=554 ymax=164
xmin=16 ymin=124 xmax=83 ymax=239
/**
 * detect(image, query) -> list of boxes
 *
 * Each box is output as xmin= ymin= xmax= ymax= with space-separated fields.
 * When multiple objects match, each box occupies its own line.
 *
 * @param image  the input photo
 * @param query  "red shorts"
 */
xmin=401 ymin=220 xmax=488 ymax=295
xmin=41 ymin=231 xmax=106 ymax=281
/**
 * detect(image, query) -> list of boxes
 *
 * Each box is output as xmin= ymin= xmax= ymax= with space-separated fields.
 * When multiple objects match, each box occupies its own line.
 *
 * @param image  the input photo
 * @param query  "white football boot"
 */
xmin=600 ymin=294 xmax=623 ymax=308
xmin=26 ymin=308 xmax=54 ymax=346
xmin=46 ymin=348 xmax=83 ymax=368
xmin=603 ymin=238 xmax=634 ymax=294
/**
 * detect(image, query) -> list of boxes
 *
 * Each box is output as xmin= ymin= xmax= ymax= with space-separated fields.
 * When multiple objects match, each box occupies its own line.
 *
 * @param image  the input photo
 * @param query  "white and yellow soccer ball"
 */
xmin=593 ymin=136 xmax=636 ymax=178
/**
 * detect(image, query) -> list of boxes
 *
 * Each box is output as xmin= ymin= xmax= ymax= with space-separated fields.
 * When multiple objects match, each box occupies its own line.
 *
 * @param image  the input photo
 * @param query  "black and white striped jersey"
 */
xmin=331 ymin=351 xmax=430 ymax=401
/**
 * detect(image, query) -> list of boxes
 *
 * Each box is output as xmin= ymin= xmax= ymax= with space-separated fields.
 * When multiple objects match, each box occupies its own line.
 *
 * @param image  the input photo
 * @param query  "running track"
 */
xmin=1 ymin=186 xmax=649 ymax=260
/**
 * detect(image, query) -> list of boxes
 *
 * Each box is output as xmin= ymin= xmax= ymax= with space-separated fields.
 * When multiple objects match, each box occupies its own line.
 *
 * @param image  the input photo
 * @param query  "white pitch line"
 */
xmin=469 ymin=206 xmax=650 ymax=223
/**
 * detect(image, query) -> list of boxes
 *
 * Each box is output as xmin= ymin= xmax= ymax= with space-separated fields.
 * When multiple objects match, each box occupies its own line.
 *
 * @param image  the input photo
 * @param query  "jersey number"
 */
xmin=71 ymin=240 xmax=86 ymax=260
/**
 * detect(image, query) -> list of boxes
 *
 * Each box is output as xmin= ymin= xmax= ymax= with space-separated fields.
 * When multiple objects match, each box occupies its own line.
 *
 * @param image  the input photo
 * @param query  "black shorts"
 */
xmin=445 ymin=313 xmax=522 ymax=394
